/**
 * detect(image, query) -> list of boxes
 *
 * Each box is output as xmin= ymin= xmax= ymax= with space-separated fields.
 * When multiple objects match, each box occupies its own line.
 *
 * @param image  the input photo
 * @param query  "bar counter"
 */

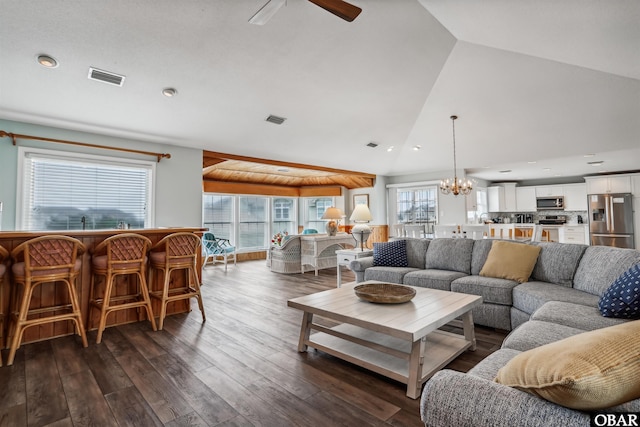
xmin=0 ymin=227 xmax=206 ymax=346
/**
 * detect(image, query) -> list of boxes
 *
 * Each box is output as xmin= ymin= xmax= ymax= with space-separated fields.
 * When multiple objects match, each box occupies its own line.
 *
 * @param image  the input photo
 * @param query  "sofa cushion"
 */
xmin=403 ymin=269 xmax=467 ymax=291
xmin=532 ymin=301 xmax=628 ymax=331
xmin=424 ymin=238 xmax=474 ymax=274
xmin=470 ymin=239 xmax=495 ymax=275
xmin=529 ymin=242 xmax=587 ymax=287
xmin=364 ymin=266 xmax=420 ymax=284
xmin=451 ymin=275 xmax=518 ymax=305
xmin=599 ymin=263 xmax=640 ymax=319
xmin=468 ymin=348 xmax=522 ymax=381
xmin=502 ymin=320 xmax=586 ymax=352
xmin=573 ymin=246 xmax=640 ymax=296
xmin=390 ymin=237 xmax=430 ymax=269
xmin=480 ymin=241 xmax=541 ymax=283
xmin=373 ymin=240 xmax=408 ymax=267
xmin=495 ymin=320 xmax=640 ymax=410
xmin=512 ymin=281 xmax=599 ymax=316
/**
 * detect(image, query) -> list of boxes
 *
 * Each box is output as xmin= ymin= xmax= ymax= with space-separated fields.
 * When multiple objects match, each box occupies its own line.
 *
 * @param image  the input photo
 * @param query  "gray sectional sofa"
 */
xmin=349 ymin=237 xmax=640 ymax=425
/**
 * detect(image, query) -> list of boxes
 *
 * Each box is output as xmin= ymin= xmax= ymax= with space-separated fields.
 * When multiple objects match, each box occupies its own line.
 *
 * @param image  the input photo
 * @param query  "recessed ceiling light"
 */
xmin=412 ymin=145 xmax=421 ymax=151
xmin=527 ymin=161 xmax=537 ymax=164
xmin=588 ymin=161 xmax=604 ymax=166
xmin=37 ymin=54 xmax=58 ymax=68
xmin=543 ymin=168 xmax=551 ymax=171
xmin=583 ymin=154 xmax=595 ymax=158
xmin=387 ymin=146 xmax=394 ymax=152
xmin=162 ymin=88 xmax=177 ymax=97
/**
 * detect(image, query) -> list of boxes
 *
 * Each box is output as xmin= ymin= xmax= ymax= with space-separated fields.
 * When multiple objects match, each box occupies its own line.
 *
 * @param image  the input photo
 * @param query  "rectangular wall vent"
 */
xmin=88 ymin=67 xmax=126 ymax=87
xmin=266 ymin=115 xmax=286 ymax=125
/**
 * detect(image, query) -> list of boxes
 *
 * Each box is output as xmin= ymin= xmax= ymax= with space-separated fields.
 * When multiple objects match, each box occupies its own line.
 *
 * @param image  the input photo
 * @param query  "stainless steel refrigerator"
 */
xmin=589 ymin=193 xmax=635 ymax=248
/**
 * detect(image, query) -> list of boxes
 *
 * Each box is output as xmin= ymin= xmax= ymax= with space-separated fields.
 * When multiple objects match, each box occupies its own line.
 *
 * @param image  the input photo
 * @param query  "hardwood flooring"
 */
xmin=0 ymin=260 xmax=508 ymax=427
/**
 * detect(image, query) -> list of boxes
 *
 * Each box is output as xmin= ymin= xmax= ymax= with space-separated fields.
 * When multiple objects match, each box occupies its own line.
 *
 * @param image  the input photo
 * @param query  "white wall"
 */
xmin=346 ymin=175 xmax=388 ymax=226
xmin=0 ymin=119 xmax=203 ymax=230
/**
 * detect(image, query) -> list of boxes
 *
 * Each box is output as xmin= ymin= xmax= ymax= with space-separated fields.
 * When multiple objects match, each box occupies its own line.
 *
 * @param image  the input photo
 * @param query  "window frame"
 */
xmin=16 ymin=146 xmax=156 ymax=230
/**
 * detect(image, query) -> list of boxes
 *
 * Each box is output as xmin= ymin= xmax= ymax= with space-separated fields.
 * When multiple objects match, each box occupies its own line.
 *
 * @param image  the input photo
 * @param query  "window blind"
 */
xmin=20 ymin=150 xmax=152 ymax=230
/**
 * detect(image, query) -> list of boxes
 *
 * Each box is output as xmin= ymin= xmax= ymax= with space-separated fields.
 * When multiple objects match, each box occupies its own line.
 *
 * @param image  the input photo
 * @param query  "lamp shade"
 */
xmin=349 ymin=204 xmax=372 ymax=222
xmin=321 ymin=207 xmax=343 ymax=220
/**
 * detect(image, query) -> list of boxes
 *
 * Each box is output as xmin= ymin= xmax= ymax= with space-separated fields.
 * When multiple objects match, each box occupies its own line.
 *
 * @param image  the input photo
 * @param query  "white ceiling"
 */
xmin=1 ymin=0 xmax=638 ymax=182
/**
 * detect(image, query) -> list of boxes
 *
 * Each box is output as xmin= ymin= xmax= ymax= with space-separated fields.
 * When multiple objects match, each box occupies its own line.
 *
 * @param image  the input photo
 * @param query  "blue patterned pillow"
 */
xmin=598 ymin=263 xmax=640 ymax=319
xmin=373 ymin=240 xmax=408 ymax=267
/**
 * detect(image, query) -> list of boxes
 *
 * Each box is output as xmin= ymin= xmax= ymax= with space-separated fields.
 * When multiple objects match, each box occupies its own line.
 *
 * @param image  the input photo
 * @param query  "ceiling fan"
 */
xmin=249 ymin=0 xmax=362 ymax=25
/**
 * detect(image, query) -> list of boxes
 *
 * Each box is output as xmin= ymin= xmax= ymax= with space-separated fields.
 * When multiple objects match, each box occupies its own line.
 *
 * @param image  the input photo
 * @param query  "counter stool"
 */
xmin=6 ymin=236 xmax=88 ymax=366
xmin=88 ymin=233 xmax=157 ymax=343
xmin=148 ymin=232 xmax=205 ymax=330
xmin=0 ymin=245 xmax=9 ymax=366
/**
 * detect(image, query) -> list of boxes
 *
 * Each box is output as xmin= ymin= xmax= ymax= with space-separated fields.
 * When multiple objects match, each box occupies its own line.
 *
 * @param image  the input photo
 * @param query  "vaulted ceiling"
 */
xmin=1 ymin=0 xmax=638 ymax=184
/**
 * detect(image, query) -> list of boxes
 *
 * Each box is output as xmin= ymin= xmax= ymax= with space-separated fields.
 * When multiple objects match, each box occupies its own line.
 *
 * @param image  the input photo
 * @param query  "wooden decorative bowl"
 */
xmin=354 ymin=283 xmax=416 ymax=304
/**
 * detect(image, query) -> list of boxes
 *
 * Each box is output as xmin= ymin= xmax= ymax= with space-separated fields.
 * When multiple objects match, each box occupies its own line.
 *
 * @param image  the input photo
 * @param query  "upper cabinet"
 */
xmin=535 ymin=185 xmax=564 ymax=197
xmin=562 ymin=183 xmax=588 ymax=211
xmin=488 ymin=183 xmax=517 ymax=212
xmin=515 ymin=187 xmax=536 ymax=212
xmin=585 ymin=176 xmax=632 ymax=194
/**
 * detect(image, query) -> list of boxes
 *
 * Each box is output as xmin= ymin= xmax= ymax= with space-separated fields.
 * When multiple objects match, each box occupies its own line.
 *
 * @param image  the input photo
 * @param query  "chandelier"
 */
xmin=440 ymin=115 xmax=473 ymax=196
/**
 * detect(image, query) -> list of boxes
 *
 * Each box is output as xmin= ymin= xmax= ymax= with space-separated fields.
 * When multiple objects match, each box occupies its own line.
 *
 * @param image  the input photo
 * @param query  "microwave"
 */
xmin=536 ymin=196 xmax=564 ymax=210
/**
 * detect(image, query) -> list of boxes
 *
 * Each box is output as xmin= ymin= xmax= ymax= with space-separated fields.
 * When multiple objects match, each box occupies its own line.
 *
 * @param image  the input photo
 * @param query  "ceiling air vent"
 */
xmin=366 ymin=142 xmax=378 ymax=148
xmin=88 ymin=67 xmax=125 ymax=87
xmin=266 ymin=115 xmax=286 ymax=125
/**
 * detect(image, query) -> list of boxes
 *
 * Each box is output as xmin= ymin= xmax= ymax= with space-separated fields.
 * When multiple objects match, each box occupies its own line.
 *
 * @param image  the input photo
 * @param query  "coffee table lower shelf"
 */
xmin=305 ymin=323 xmax=472 ymax=398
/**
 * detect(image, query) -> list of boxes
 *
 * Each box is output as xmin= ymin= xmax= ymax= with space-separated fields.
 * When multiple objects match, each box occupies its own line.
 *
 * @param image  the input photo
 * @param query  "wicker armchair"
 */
xmin=268 ymin=235 xmax=303 ymax=274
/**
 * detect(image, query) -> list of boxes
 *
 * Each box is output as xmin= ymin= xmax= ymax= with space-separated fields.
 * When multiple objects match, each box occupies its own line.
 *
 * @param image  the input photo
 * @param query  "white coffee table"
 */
xmin=287 ymin=281 xmax=483 ymax=399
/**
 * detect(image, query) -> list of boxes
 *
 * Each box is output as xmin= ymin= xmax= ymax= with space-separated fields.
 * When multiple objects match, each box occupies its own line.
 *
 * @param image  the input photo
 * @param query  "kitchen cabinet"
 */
xmin=562 ymin=183 xmax=588 ymax=211
xmin=515 ymin=187 xmax=536 ymax=211
xmin=488 ymin=183 xmax=516 ymax=212
xmin=585 ymin=176 xmax=631 ymax=194
xmin=559 ymin=225 xmax=588 ymax=245
xmin=535 ymin=185 xmax=564 ymax=197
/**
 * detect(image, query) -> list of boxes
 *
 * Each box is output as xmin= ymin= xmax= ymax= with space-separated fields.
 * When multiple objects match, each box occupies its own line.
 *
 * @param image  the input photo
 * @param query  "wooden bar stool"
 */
xmin=88 ymin=233 xmax=157 ymax=343
xmin=148 ymin=232 xmax=205 ymax=330
xmin=6 ymin=236 xmax=88 ymax=366
xmin=0 ymin=245 xmax=9 ymax=366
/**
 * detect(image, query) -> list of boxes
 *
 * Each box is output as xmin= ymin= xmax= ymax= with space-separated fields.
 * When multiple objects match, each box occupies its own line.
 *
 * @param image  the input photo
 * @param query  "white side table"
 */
xmin=336 ymin=248 xmax=373 ymax=287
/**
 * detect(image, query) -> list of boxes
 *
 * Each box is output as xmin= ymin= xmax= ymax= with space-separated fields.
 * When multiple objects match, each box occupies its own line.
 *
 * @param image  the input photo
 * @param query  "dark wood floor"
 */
xmin=0 ymin=260 xmax=508 ymax=427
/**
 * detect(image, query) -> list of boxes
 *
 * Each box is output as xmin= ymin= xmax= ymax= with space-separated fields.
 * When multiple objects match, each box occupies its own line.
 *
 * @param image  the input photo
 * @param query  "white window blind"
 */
xmin=19 ymin=148 xmax=153 ymax=230
xmin=203 ymin=194 xmax=234 ymax=241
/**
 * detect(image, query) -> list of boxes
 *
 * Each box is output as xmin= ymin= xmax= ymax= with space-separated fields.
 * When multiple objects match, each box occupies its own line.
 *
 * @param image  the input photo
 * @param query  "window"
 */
xmin=239 ymin=196 xmax=268 ymax=250
xmin=396 ymin=187 xmax=437 ymax=224
xmin=272 ymin=198 xmax=296 ymax=235
xmin=17 ymin=147 xmax=154 ymax=230
xmin=303 ymin=197 xmax=334 ymax=232
xmin=203 ymin=194 xmax=234 ymax=241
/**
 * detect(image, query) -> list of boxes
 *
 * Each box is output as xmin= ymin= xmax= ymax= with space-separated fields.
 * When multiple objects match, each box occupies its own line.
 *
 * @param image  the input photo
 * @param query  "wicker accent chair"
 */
xmin=148 ymin=232 xmax=205 ymax=330
xmin=268 ymin=235 xmax=303 ymax=274
xmin=7 ymin=236 xmax=88 ymax=366
xmin=0 ymin=245 xmax=8 ymax=366
xmin=88 ymin=233 xmax=157 ymax=344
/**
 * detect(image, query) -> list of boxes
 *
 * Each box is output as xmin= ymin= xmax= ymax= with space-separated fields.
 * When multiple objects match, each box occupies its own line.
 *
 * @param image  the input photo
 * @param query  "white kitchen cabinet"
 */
xmin=515 ymin=187 xmax=536 ymax=211
xmin=562 ymin=183 xmax=588 ymax=211
xmin=488 ymin=183 xmax=517 ymax=212
xmin=559 ymin=225 xmax=588 ymax=245
xmin=535 ymin=185 xmax=564 ymax=197
xmin=585 ymin=176 xmax=632 ymax=194
xmin=631 ymin=174 xmax=640 ymax=196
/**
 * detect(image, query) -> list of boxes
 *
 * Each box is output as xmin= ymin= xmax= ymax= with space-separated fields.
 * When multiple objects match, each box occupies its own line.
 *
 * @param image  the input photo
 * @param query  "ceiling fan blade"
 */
xmin=249 ymin=0 xmax=287 ymax=25
xmin=308 ymin=0 xmax=362 ymax=22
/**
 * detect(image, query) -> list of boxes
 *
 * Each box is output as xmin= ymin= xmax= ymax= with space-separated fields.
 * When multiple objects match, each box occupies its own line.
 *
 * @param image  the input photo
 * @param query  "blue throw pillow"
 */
xmin=598 ymin=263 xmax=640 ymax=319
xmin=373 ymin=240 xmax=408 ymax=267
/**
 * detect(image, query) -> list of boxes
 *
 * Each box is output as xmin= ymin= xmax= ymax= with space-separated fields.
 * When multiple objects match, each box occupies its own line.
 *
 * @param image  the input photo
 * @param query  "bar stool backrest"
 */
xmin=93 ymin=233 xmax=151 ymax=273
xmin=0 ymin=245 xmax=8 ymax=275
xmin=151 ymin=232 xmax=200 ymax=268
xmin=11 ymin=236 xmax=85 ymax=280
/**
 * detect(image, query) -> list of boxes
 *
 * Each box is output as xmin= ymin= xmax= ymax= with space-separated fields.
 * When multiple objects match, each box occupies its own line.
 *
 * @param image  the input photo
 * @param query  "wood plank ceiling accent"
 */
xmin=203 ymin=151 xmax=376 ymax=196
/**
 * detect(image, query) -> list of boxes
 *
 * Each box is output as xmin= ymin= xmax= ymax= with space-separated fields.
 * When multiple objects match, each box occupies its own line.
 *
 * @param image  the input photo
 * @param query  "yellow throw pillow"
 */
xmin=479 ymin=241 xmax=541 ymax=283
xmin=495 ymin=320 xmax=640 ymax=410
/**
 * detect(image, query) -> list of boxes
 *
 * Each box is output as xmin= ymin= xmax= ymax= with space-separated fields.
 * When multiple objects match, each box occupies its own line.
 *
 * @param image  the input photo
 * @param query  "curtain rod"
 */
xmin=0 ymin=130 xmax=171 ymax=162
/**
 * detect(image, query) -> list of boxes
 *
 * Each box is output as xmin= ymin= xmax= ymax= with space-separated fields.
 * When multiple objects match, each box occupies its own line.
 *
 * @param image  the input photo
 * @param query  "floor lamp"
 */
xmin=350 ymin=204 xmax=372 ymax=251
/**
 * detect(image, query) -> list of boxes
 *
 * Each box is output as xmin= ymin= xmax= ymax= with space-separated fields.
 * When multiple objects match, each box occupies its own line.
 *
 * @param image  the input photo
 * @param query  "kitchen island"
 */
xmin=0 ymin=227 xmax=206 ymax=346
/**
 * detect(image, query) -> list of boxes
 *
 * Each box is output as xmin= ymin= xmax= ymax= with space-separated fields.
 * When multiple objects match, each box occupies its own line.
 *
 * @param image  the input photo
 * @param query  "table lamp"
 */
xmin=321 ymin=207 xmax=343 ymax=236
xmin=350 ymin=204 xmax=372 ymax=251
